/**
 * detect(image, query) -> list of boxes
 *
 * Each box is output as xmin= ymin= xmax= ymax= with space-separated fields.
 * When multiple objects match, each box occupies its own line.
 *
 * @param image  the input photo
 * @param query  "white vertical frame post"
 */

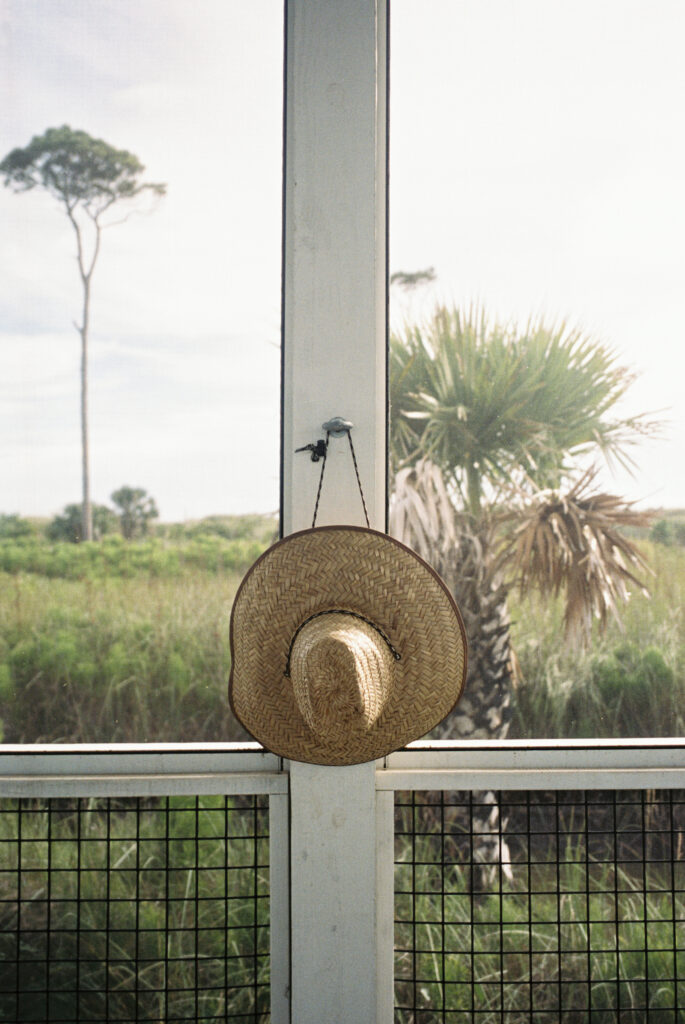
xmin=268 ymin=792 xmax=291 ymax=1024
xmin=282 ymin=1 xmax=390 ymax=1022
xmin=282 ymin=0 xmax=387 ymax=536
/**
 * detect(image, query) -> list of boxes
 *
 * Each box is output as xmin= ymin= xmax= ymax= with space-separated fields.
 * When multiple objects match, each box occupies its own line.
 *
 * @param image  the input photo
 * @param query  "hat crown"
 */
xmin=289 ymin=612 xmax=394 ymax=737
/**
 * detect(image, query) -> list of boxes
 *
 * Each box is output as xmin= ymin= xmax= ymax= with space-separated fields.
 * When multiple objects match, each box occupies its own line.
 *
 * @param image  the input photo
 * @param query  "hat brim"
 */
xmin=229 ymin=525 xmax=467 ymax=765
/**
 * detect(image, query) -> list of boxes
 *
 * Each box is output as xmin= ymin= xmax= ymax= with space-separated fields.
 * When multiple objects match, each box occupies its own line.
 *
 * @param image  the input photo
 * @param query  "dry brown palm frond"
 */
xmin=389 ymin=457 xmax=458 ymax=567
xmin=509 ymin=468 xmax=653 ymax=645
xmin=390 ymin=457 xmax=516 ymax=743
xmin=390 ymin=457 xmax=517 ymax=606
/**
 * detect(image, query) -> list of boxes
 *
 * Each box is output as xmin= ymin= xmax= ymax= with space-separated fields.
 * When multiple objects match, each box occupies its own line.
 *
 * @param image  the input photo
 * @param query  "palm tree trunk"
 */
xmin=390 ymin=462 xmax=515 ymax=741
xmin=390 ymin=464 xmax=514 ymax=886
xmin=434 ymin=518 xmax=514 ymax=741
xmin=435 ymin=518 xmax=515 ymax=887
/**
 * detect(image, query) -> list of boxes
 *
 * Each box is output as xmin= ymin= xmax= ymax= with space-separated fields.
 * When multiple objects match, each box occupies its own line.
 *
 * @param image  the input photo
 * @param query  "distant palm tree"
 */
xmin=390 ymin=306 xmax=654 ymax=742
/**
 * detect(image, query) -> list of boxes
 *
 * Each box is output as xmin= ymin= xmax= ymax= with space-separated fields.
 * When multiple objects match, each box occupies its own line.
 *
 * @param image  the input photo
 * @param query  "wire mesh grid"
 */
xmin=394 ymin=788 xmax=685 ymax=1023
xmin=0 ymin=794 xmax=270 ymax=1024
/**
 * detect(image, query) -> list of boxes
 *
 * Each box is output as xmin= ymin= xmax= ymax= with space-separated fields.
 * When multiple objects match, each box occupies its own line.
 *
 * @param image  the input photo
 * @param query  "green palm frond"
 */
xmin=508 ymin=469 xmax=652 ymax=645
xmin=390 ymin=306 xmax=658 ymax=515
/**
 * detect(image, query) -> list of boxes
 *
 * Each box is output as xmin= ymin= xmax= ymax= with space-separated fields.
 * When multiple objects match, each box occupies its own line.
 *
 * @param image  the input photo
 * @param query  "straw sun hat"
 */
xmin=229 ymin=525 xmax=467 ymax=766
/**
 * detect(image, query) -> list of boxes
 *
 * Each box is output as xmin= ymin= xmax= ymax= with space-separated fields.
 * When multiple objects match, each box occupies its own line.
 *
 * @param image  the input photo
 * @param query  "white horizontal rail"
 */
xmin=378 ymin=768 xmax=685 ymax=791
xmin=378 ymin=739 xmax=685 ymax=790
xmin=3 ymin=739 xmax=685 ymax=796
xmin=0 ymin=742 xmax=287 ymax=797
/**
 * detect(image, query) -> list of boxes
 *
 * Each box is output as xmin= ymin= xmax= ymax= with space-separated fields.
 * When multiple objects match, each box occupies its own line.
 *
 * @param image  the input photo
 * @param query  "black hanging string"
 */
xmin=311 ymin=431 xmax=371 ymax=529
xmin=311 ymin=431 xmax=331 ymax=528
xmin=347 ymin=431 xmax=371 ymax=529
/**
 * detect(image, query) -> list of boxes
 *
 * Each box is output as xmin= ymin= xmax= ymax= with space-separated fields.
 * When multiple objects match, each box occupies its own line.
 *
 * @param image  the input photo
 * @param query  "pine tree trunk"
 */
xmin=67 ymin=208 xmax=95 ymax=544
xmin=80 ymin=278 xmax=93 ymax=542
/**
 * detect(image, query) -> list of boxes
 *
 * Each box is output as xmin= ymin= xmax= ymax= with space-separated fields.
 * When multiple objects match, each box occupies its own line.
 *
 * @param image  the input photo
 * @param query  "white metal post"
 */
xmin=269 ymin=791 xmax=292 ymax=1024
xmin=282 ymin=1 xmax=390 ymax=1021
xmin=289 ymin=762 xmax=381 ymax=1021
xmin=282 ymin=0 xmax=387 ymax=536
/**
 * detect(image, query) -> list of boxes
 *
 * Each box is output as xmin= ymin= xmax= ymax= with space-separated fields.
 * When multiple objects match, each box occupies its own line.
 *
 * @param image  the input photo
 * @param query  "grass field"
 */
xmin=394 ymin=801 xmax=685 ymax=1023
xmin=0 ymin=522 xmax=274 ymax=744
xmin=3 ymin=787 xmax=682 ymax=1024
xmin=0 ymin=521 xmax=684 ymax=743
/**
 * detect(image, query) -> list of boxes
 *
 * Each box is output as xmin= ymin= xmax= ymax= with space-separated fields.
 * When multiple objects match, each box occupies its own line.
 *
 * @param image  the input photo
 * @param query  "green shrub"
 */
xmin=0 ymin=663 xmax=13 ymax=700
xmin=0 ymin=514 xmax=35 ymax=540
xmin=579 ymin=643 xmax=676 ymax=736
xmin=168 ymin=513 xmax=277 ymax=545
xmin=649 ymin=516 xmax=685 ymax=547
xmin=47 ymin=502 xmax=117 ymax=542
xmin=512 ymin=631 xmax=684 ymax=739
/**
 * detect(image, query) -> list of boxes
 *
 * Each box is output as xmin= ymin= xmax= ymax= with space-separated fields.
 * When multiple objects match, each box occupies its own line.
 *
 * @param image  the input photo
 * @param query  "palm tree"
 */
xmin=390 ymin=305 xmax=655 ymax=885
xmin=390 ymin=306 xmax=654 ymax=741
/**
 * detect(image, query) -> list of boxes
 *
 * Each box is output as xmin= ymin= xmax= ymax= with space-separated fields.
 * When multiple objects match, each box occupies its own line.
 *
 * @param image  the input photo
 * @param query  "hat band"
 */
xmin=284 ymin=609 xmax=401 ymax=678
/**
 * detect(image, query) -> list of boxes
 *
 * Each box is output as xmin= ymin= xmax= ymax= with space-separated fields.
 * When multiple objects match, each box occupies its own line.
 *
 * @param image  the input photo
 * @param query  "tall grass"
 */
xmin=509 ymin=541 xmax=685 ymax=738
xmin=0 ymin=526 xmax=280 ymax=743
xmin=395 ymin=826 xmax=684 ymax=1022
xmin=0 ymin=794 xmax=270 ymax=1021
xmin=2 ymin=530 xmax=684 ymax=742
xmin=0 ymin=569 xmax=246 ymax=743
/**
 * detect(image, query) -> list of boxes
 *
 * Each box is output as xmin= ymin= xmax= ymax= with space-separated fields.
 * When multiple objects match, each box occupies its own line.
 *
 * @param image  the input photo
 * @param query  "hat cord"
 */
xmin=311 ymin=431 xmax=370 ymax=529
xmin=284 ymin=608 xmax=401 ymax=678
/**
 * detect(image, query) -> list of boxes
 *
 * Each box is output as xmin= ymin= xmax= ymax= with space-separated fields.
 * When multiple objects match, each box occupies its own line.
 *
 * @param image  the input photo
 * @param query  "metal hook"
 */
xmin=322 ymin=416 xmax=353 ymax=438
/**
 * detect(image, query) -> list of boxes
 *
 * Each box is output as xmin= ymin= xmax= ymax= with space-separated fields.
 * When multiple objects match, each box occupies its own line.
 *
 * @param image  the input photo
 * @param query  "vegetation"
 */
xmin=0 ymin=532 xmax=266 ymax=581
xmin=395 ymin=796 xmax=684 ymax=1022
xmin=0 ymin=794 xmax=270 ymax=1020
xmin=111 ymin=485 xmax=159 ymax=538
xmin=46 ymin=501 xmax=118 ymax=543
xmin=0 ymin=126 xmax=166 ymax=541
xmin=0 ymin=514 xmax=36 ymax=540
xmin=0 ymin=513 xmax=682 ymax=745
xmin=0 ymin=510 xmax=682 ymax=1014
xmin=390 ymin=266 xmax=436 ymax=291
xmin=390 ymin=305 xmax=655 ymax=741
xmin=0 ymin=515 xmax=276 ymax=743
xmin=509 ymin=538 xmax=685 ymax=740
xmin=650 ymin=513 xmax=685 ymax=547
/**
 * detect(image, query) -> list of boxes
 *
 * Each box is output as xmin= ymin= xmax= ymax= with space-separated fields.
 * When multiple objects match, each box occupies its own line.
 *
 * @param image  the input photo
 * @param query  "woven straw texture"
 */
xmin=229 ymin=525 xmax=467 ymax=765
xmin=289 ymin=612 xmax=395 ymax=735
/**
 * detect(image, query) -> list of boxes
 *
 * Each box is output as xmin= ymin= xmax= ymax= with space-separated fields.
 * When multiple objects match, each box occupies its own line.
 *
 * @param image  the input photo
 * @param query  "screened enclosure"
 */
xmin=1 ymin=0 xmax=684 ymax=1022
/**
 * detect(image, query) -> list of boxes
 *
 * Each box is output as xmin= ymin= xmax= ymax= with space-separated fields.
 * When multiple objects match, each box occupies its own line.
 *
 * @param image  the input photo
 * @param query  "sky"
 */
xmin=0 ymin=0 xmax=283 ymax=521
xmin=1 ymin=0 xmax=684 ymax=521
xmin=390 ymin=0 xmax=685 ymax=510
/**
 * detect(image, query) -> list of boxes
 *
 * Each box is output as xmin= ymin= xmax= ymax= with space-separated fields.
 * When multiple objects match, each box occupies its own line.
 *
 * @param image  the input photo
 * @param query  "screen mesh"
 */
xmin=0 ymin=794 xmax=270 ymax=1023
xmin=395 ymin=789 xmax=685 ymax=1023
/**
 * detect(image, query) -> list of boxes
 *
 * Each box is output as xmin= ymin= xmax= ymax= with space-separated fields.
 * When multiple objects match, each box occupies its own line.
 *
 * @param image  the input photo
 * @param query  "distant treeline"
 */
xmin=650 ymin=513 xmax=685 ymax=547
xmin=0 ymin=513 xmax=278 ymax=580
